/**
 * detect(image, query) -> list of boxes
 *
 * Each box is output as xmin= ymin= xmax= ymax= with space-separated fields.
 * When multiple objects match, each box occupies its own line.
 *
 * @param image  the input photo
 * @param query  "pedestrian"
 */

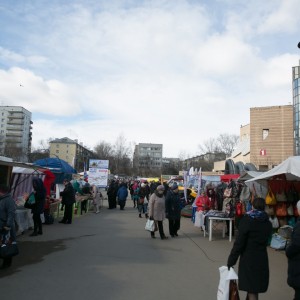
xmin=165 ymin=183 xmax=181 ymax=237
xmin=91 ymin=184 xmax=101 ymax=214
xmin=59 ymin=178 xmax=76 ymax=224
xmin=286 ymin=200 xmax=300 ymax=300
xmin=227 ymin=197 xmax=272 ymax=300
xmin=107 ymin=180 xmax=118 ymax=209
xmin=0 ymin=184 xmax=17 ymax=269
xmin=117 ymin=183 xmax=128 ymax=210
xmin=148 ymin=185 xmax=168 ymax=240
xmin=138 ymin=183 xmax=147 ymax=218
xmin=24 ymin=177 xmax=46 ymax=236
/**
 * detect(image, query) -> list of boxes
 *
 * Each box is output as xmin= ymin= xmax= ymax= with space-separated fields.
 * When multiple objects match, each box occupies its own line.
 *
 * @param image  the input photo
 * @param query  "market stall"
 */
xmin=246 ymin=156 xmax=300 ymax=229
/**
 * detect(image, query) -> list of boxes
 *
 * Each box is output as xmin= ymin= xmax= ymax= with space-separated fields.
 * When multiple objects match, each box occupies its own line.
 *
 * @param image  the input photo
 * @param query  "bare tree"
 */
xmin=217 ymin=133 xmax=239 ymax=157
xmin=112 ymin=134 xmax=132 ymax=175
xmin=198 ymin=137 xmax=220 ymax=154
xmin=94 ymin=141 xmax=114 ymax=160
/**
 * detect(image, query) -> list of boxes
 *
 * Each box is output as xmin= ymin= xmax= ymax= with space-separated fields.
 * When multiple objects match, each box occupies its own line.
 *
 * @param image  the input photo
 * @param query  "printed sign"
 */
xmin=88 ymin=168 xmax=109 ymax=187
xmin=89 ymin=159 xmax=109 ymax=169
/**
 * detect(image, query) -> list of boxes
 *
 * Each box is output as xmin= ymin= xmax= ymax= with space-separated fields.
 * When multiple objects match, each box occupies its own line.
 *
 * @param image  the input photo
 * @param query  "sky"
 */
xmin=0 ymin=0 xmax=299 ymax=158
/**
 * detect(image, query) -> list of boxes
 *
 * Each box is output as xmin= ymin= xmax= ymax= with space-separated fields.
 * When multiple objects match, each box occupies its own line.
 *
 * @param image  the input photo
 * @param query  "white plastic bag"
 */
xmin=194 ymin=211 xmax=204 ymax=228
xmin=217 ymin=266 xmax=238 ymax=300
xmin=145 ymin=219 xmax=155 ymax=231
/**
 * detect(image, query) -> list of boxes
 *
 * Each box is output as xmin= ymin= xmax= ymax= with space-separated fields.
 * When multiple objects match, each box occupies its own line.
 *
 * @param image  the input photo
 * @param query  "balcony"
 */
xmin=6 ymin=132 xmax=23 ymax=137
xmin=7 ymin=119 xmax=24 ymax=125
xmin=6 ymin=125 xmax=24 ymax=131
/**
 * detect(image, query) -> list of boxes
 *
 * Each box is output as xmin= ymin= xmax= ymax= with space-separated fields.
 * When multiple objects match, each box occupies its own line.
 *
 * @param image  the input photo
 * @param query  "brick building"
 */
xmin=250 ymin=105 xmax=294 ymax=170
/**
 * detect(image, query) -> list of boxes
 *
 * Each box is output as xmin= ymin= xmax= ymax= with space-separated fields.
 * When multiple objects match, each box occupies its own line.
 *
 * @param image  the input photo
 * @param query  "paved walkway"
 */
xmin=1 ymin=197 xmax=294 ymax=300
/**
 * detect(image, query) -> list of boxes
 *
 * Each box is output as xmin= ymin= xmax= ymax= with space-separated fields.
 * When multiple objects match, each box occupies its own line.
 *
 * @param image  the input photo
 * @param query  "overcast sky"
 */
xmin=0 ymin=0 xmax=299 ymax=158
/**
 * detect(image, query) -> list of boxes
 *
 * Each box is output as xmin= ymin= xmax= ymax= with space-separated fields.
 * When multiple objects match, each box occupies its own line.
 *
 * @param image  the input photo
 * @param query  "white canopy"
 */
xmin=246 ymin=156 xmax=300 ymax=186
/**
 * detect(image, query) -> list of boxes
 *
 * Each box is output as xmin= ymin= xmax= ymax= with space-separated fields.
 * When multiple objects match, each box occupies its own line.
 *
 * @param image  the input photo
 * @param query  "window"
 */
xmin=262 ymin=129 xmax=269 ymax=140
xmin=56 ymin=150 xmax=59 ymax=154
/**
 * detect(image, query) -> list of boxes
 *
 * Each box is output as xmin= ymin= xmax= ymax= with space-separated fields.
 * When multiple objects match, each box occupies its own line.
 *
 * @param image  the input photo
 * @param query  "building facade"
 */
xmin=250 ymin=105 xmax=294 ymax=170
xmin=293 ymin=61 xmax=300 ymax=155
xmin=49 ymin=137 xmax=94 ymax=171
xmin=133 ymin=143 xmax=163 ymax=175
xmin=0 ymin=106 xmax=32 ymax=161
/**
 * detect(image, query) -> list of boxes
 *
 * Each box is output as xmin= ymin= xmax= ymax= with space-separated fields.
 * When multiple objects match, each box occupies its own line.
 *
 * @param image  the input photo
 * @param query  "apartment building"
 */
xmin=133 ymin=143 xmax=163 ymax=174
xmin=293 ymin=60 xmax=300 ymax=155
xmin=0 ymin=106 xmax=32 ymax=161
xmin=49 ymin=137 xmax=94 ymax=171
xmin=250 ymin=105 xmax=294 ymax=170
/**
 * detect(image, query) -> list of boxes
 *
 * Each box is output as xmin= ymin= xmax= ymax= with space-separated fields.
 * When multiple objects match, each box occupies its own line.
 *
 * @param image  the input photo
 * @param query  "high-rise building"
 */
xmin=293 ymin=61 xmax=300 ymax=155
xmin=133 ymin=143 xmax=163 ymax=175
xmin=0 ymin=106 xmax=32 ymax=161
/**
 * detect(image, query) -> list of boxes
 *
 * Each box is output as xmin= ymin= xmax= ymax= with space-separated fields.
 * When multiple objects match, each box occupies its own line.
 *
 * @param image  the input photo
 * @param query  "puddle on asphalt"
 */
xmin=0 ymin=234 xmax=95 ymax=278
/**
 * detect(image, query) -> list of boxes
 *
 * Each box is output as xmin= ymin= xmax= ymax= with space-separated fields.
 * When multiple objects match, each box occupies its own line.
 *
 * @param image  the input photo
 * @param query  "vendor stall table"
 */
xmin=15 ymin=208 xmax=33 ymax=235
xmin=204 ymin=216 xmax=234 ymax=242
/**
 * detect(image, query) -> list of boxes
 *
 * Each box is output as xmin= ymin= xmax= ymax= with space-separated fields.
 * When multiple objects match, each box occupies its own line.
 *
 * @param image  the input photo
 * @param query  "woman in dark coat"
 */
xmin=165 ymin=183 xmax=181 ymax=237
xmin=59 ymin=178 xmax=76 ymax=224
xmin=227 ymin=197 xmax=272 ymax=300
xmin=286 ymin=200 xmax=300 ymax=300
xmin=25 ymin=177 xmax=46 ymax=236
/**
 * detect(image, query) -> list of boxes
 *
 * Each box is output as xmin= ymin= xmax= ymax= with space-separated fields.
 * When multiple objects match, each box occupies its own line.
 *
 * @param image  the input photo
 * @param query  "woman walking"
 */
xmin=165 ymin=183 xmax=181 ymax=237
xmin=227 ymin=197 xmax=272 ymax=300
xmin=24 ymin=177 xmax=46 ymax=236
xmin=148 ymin=185 xmax=167 ymax=240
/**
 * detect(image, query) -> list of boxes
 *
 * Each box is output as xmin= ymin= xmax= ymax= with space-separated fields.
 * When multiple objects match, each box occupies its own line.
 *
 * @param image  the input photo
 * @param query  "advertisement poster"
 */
xmin=89 ymin=159 xmax=109 ymax=169
xmin=88 ymin=168 xmax=109 ymax=187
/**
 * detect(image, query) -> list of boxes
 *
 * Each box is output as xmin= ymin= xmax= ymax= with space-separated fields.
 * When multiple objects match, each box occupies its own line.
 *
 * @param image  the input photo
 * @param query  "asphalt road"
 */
xmin=1 ymin=196 xmax=294 ymax=300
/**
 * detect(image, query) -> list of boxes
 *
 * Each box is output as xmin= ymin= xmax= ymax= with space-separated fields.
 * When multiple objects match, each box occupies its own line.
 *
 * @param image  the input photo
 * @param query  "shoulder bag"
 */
xmin=265 ymin=188 xmax=276 ymax=205
xmin=276 ymin=202 xmax=287 ymax=217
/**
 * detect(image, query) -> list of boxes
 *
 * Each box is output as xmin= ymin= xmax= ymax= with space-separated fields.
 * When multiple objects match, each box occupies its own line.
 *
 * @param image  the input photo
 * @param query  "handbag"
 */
xmin=265 ymin=188 xmax=276 ymax=205
xmin=229 ymin=280 xmax=240 ymax=300
xmin=269 ymin=216 xmax=279 ymax=229
xmin=239 ymin=186 xmax=251 ymax=201
xmin=287 ymin=203 xmax=294 ymax=216
xmin=0 ymin=243 xmax=19 ymax=258
xmin=276 ymin=191 xmax=287 ymax=202
xmin=145 ymin=219 xmax=155 ymax=231
xmin=138 ymin=197 xmax=145 ymax=205
xmin=270 ymin=233 xmax=287 ymax=250
xmin=294 ymin=204 xmax=299 ymax=217
xmin=278 ymin=225 xmax=293 ymax=239
xmin=287 ymin=186 xmax=298 ymax=204
xmin=235 ymin=202 xmax=243 ymax=217
xmin=24 ymin=192 xmax=36 ymax=209
xmin=223 ymin=188 xmax=232 ymax=198
xmin=265 ymin=205 xmax=275 ymax=216
xmin=276 ymin=202 xmax=287 ymax=217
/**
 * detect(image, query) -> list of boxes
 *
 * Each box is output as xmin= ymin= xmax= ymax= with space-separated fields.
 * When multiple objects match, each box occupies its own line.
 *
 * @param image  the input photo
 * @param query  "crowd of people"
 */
xmin=1 ymin=177 xmax=300 ymax=300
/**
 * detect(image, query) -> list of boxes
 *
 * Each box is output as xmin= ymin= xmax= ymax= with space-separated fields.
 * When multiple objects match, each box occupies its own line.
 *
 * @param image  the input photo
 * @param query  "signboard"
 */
xmin=260 ymin=149 xmax=267 ymax=156
xmin=88 ymin=168 xmax=109 ymax=187
xmin=89 ymin=159 xmax=109 ymax=169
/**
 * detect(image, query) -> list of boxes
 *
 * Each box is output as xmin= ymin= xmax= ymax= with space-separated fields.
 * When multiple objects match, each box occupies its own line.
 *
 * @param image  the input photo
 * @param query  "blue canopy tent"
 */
xmin=33 ymin=158 xmax=77 ymax=184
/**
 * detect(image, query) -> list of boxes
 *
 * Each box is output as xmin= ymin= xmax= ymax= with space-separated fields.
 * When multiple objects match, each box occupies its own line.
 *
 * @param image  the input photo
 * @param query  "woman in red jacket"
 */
xmin=195 ymin=191 xmax=210 ymax=212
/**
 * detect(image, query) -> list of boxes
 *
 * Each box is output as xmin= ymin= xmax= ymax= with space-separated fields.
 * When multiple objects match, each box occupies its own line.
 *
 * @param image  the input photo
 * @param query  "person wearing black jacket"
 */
xmin=59 ymin=178 xmax=76 ymax=224
xmin=286 ymin=200 xmax=300 ymax=300
xmin=0 ymin=184 xmax=17 ymax=269
xmin=24 ymin=177 xmax=46 ymax=236
xmin=165 ymin=183 xmax=181 ymax=237
xmin=227 ymin=197 xmax=272 ymax=300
